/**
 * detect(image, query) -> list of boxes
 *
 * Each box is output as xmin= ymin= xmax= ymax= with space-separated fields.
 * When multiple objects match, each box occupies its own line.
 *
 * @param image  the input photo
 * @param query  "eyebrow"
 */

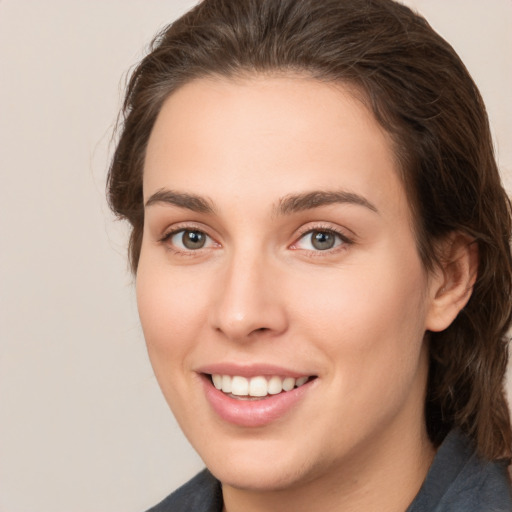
xmin=145 ymin=189 xmax=215 ymax=214
xmin=144 ymin=188 xmax=378 ymax=216
xmin=275 ymin=190 xmax=378 ymax=216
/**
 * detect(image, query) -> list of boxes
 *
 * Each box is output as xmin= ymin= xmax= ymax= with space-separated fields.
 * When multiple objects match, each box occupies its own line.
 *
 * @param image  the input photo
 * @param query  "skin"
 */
xmin=137 ymin=76 xmax=473 ymax=512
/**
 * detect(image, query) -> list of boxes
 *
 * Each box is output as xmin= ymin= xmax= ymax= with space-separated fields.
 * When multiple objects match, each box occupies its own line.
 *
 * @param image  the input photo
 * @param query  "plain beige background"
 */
xmin=0 ymin=1 xmax=511 ymax=511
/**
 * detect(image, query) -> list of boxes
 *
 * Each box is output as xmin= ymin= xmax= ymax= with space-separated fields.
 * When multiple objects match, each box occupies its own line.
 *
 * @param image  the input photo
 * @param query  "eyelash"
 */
xmin=290 ymin=225 xmax=353 ymax=255
xmin=159 ymin=224 xmax=218 ymax=256
xmin=158 ymin=224 xmax=354 ymax=256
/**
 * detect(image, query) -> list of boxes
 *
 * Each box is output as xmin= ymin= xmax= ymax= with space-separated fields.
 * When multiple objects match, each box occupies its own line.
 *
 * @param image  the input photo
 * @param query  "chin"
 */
xmin=196 ymin=435 xmax=324 ymax=492
xmin=209 ymin=459 xmax=311 ymax=492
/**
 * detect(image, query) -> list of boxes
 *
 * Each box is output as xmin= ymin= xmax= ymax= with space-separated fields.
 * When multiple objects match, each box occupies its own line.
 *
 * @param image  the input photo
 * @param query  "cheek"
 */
xmin=135 ymin=261 xmax=214 ymax=426
xmin=299 ymin=260 xmax=427 ymax=339
xmin=293 ymin=248 xmax=429 ymax=389
xmin=136 ymin=261 xmax=209 ymax=363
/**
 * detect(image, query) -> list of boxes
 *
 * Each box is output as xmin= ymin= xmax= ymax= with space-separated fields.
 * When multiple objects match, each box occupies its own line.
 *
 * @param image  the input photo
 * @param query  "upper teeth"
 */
xmin=212 ymin=374 xmax=309 ymax=397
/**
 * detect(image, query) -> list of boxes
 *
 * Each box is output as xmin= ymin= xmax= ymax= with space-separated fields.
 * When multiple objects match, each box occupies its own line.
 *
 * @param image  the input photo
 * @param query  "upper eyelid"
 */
xmin=288 ymin=224 xmax=356 ymax=254
xmin=159 ymin=222 xmax=214 ymax=240
xmin=160 ymin=227 xmax=219 ymax=255
xmin=162 ymin=230 xmax=214 ymax=247
xmin=293 ymin=229 xmax=350 ymax=246
xmin=293 ymin=222 xmax=356 ymax=241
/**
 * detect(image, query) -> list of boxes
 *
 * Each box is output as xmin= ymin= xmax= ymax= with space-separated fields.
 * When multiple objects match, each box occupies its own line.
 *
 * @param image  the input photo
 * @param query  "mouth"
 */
xmin=209 ymin=374 xmax=316 ymax=400
xmin=199 ymin=365 xmax=318 ymax=427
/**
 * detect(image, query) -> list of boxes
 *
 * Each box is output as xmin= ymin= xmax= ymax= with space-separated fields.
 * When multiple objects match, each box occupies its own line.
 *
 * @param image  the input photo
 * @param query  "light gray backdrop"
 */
xmin=1 ymin=1 xmax=511 ymax=511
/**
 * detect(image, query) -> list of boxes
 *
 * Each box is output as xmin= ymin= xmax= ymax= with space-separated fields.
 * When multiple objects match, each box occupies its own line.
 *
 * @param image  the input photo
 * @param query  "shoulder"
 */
xmin=408 ymin=430 xmax=512 ymax=511
xmin=145 ymin=469 xmax=222 ymax=512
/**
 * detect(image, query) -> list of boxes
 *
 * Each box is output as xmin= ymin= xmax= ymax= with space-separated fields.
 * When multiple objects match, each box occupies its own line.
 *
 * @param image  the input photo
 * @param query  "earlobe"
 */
xmin=425 ymin=233 xmax=479 ymax=332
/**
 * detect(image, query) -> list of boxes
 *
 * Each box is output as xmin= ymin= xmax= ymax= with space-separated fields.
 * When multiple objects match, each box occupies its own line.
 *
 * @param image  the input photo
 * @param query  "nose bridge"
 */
xmin=209 ymin=245 xmax=287 ymax=340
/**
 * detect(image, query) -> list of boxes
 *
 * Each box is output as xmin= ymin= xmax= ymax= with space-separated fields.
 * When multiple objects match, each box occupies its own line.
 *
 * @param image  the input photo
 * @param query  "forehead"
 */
xmin=143 ymin=75 xmax=410 ymax=222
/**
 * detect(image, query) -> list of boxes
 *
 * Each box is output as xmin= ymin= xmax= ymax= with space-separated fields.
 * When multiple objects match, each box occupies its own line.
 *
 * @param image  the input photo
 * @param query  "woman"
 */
xmin=108 ymin=0 xmax=512 ymax=510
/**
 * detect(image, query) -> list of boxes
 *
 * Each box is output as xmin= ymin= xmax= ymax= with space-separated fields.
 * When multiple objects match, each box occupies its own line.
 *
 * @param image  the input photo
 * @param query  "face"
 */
xmin=137 ymin=76 xmax=441 ymax=492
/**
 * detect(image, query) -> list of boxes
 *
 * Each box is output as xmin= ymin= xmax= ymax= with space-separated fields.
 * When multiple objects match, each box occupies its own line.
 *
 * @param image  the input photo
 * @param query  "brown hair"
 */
xmin=107 ymin=0 xmax=512 ymax=460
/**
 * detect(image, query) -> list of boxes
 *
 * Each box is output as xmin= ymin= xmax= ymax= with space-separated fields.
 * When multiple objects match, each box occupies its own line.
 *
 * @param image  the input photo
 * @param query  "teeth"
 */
xmin=282 ymin=377 xmax=295 ymax=391
xmin=249 ymin=376 xmax=268 ymax=397
xmin=221 ymin=375 xmax=232 ymax=393
xmin=211 ymin=374 xmax=310 ymax=397
xmin=296 ymin=376 xmax=308 ymax=387
xmin=231 ymin=376 xmax=249 ymax=396
xmin=268 ymin=376 xmax=283 ymax=395
xmin=212 ymin=374 xmax=223 ymax=390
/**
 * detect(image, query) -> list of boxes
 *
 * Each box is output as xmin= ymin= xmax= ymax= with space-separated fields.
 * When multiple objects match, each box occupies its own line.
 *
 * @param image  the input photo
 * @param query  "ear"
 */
xmin=425 ymin=233 xmax=479 ymax=332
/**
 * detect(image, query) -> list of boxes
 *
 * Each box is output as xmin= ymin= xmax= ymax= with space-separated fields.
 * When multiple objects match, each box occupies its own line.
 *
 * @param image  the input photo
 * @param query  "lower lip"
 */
xmin=201 ymin=375 xmax=315 ymax=428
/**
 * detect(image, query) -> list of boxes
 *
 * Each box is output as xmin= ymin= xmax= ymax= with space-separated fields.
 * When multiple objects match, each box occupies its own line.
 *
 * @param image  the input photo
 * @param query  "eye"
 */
xmin=167 ymin=229 xmax=214 ymax=251
xmin=294 ymin=229 xmax=346 ymax=251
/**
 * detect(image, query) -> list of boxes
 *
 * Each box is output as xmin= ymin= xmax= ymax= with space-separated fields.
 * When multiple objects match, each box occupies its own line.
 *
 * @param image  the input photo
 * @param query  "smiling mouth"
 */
xmin=208 ymin=374 xmax=316 ymax=399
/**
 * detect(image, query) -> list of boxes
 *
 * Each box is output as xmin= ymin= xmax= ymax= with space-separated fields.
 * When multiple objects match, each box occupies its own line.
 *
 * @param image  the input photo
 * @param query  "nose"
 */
xmin=209 ymin=251 xmax=288 ymax=342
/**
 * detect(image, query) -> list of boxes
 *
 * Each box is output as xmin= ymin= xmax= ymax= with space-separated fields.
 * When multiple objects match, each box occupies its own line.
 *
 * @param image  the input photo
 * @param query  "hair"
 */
xmin=107 ymin=0 xmax=512 ymax=460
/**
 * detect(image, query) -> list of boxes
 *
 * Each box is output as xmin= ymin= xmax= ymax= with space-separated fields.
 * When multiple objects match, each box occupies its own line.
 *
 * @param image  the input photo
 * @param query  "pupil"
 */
xmin=183 ymin=230 xmax=205 ymax=249
xmin=312 ymin=231 xmax=335 ymax=250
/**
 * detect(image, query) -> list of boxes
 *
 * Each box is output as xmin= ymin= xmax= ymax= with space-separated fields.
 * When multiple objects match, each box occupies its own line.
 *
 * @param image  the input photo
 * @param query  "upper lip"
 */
xmin=196 ymin=363 xmax=316 ymax=379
